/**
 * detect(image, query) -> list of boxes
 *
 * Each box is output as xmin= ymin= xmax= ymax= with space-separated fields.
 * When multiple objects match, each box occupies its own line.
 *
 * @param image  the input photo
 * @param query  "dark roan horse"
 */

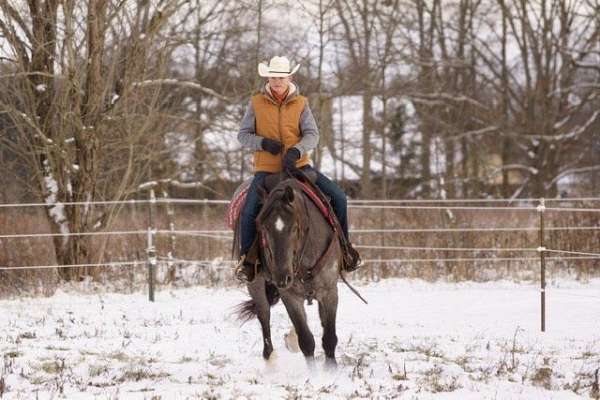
xmin=235 ymin=175 xmax=342 ymax=366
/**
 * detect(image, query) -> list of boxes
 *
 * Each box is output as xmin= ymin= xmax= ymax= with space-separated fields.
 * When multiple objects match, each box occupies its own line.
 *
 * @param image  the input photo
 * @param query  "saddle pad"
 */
xmin=226 ymin=178 xmax=335 ymax=230
xmin=226 ymin=179 xmax=252 ymax=230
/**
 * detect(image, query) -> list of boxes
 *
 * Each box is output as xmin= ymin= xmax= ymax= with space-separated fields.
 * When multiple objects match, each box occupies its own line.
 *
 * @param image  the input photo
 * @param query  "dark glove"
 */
xmin=283 ymin=147 xmax=301 ymax=171
xmin=261 ymin=138 xmax=283 ymax=155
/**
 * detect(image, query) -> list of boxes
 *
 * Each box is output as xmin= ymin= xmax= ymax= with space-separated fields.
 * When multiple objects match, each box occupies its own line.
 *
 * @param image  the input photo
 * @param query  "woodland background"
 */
xmin=0 ymin=0 xmax=599 ymax=292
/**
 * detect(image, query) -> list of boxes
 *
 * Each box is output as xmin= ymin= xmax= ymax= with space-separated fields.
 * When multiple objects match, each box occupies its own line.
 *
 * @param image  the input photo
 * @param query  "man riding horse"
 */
xmin=236 ymin=56 xmax=360 ymax=281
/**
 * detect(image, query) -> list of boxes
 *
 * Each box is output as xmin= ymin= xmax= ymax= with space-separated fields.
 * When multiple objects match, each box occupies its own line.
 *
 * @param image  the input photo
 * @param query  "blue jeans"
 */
xmin=239 ymin=166 xmax=349 ymax=256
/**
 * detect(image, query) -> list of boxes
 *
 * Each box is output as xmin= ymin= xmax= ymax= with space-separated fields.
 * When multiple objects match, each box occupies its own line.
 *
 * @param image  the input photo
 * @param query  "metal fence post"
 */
xmin=147 ymin=189 xmax=157 ymax=302
xmin=163 ymin=189 xmax=177 ymax=283
xmin=537 ymin=198 xmax=546 ymax=332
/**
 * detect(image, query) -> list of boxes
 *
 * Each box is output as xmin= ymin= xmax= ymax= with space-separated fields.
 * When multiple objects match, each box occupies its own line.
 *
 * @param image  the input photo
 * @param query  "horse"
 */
xmin=235 ymin=174 xmax=342 ymax=366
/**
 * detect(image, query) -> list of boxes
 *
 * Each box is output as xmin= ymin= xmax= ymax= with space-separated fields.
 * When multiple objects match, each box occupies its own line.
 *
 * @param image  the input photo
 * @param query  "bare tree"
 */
xmin=0 ymin=0 xmax=187 ymax=280
xmin=475 ymin=0 xmax=600 ymax=197
xmin=334 ymin=0 xmax=380 ymax=198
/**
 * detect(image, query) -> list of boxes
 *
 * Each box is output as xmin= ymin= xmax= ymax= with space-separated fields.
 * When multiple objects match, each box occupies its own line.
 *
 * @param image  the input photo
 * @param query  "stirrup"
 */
xmin=343 ymin=244 xmax=361 ymax=272
xmin=235 ymin=255 xmax=258 ymax=283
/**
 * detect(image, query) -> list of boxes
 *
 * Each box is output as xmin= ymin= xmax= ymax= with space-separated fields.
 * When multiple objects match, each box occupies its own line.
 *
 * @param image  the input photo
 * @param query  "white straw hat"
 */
xmin=258 ymin=56 xmax=300 ymax=77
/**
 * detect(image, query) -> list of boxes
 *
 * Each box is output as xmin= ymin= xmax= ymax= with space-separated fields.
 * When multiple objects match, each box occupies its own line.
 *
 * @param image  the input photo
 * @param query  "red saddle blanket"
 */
xmin=225 ymin=180 xmax=334 ymax=230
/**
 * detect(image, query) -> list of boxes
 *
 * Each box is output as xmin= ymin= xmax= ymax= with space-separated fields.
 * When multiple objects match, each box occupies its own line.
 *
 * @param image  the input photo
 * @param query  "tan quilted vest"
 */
xmin=251 ymin=92 xmax=311 ymax=173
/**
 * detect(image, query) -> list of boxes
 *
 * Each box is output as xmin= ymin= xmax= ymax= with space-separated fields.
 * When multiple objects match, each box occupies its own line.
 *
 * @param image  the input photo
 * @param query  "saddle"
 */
xmin=226 ymin=170 xmax=329 ymax=230
xmin=227 ymin=169 xmax=359 ymax=275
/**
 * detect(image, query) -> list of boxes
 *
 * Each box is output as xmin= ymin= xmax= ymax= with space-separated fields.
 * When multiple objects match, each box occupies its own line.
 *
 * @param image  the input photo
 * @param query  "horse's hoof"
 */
xmin=325 ymin=358 xmax=337 ymax=370
xmin=263 ymin=347 xmax=273 ymax=360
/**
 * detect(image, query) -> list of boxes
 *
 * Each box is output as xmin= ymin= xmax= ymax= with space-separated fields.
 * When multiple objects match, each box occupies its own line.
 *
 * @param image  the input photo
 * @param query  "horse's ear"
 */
xmin=283 ymin=185 xmax=294 ymax=203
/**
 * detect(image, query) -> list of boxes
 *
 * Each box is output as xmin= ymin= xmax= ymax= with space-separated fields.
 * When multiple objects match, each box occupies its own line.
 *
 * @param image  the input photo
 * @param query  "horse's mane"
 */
xmin=256 ymin=178 xmax=305 ymax=226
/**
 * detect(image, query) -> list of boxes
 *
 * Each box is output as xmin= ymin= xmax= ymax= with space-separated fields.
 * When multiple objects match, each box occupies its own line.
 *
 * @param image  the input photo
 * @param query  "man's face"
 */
xmin=268 ymin=76 xmax=291 ymax=95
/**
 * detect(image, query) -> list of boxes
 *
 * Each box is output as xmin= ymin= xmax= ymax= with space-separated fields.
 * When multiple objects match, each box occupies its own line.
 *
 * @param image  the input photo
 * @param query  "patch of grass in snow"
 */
xmin=198 ymin=388 xmax=220 ymax=400
xmin=206 ymin=353 xmax=231 ymax=368
xmin=107 ymin=351 xmax=129 ymax=362
xmin=45 ymin=345 xmax=70 ymax=351
xmin=388 ymin=338 xmax=445 ymax=361
xmin=531 ymin=365 xmax=553 ymax=389
xmin=88 ymin=364 xmax=109 ymax=377
xmin=418 ymin=364 xmax=462 ymax=393
xmin=564 ymin=368 xmax=600 ymax=397
xmin=116 ymin=366 xmax=170 ymax=383
xmin=39 ymin=358 xmax=65 ymax=374
xmin=17 ymin=331 xmax=36 ymax=340
xmin=574 ymin=350 xmax=598 ymax=360
xmin=450 ymin=355 xmax=475 ymax=373
xmin=4 ymin=351 xmax=22 ymax=358
xmin=79 ymin=349 xmax=99 ymax=356
xmin=396 ymin=341 xmax=445 ymax=361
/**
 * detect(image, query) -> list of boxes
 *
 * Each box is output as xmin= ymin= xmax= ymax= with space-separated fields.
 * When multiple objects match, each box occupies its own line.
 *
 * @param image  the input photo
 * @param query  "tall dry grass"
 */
xmin=1 ymin=200 xmax=599 ymax=297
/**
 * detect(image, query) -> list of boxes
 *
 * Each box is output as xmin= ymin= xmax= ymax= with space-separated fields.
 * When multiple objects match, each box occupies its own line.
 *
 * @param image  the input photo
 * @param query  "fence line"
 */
xmin=348 ymin=197 xmax=600 ymax=204
xmin=544 ymin=207 xmax=600 ymax=213
xmin=349 ymin=204 xmax=538 ymax=211
xmin=355 ymin=245 xmax=535 ymax=252
xmin=0 ymin=198 xmax=231 ymax=208
xmin=1 ymin=196 xmax=596 ymax=334
xmin=3 ymin=225 xmax=600 ymax=240
xmin=0 ymin=230 xmax=146 ymax=239
xmin=2 ymin=197 xmax=600 ymax=209
xmin=544 ymin=248 xmax=600 ymax=257
xmin=0 ymin=261 xmax=146 ymax=271
xmin=3 ymin=255 xmax=598 ymax=272
xmin=352 ymin=226 xmax=600 ymax=233
xmin=360 ymin=256 xmax=600 ymax=263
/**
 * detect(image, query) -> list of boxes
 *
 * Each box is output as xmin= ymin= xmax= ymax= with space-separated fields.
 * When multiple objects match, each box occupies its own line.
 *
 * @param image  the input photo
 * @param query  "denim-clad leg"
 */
xmin=240 ymin=172 xmax=269 ymax=256
xmin=301 ymin=166 xmax=349 ymax=240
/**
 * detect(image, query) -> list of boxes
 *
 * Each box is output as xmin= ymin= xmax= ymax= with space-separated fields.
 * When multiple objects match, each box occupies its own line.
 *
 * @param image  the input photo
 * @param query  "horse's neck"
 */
xmin=298 ymin=193 xmax=333 ymax=251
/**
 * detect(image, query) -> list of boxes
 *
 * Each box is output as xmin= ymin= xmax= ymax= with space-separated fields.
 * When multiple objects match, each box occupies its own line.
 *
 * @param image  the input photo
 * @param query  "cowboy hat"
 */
xmin=258 ymin=56 xmax=300 ymax=77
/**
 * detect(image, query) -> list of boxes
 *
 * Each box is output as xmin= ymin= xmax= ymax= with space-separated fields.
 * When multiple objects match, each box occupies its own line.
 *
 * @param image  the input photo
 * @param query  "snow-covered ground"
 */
xmin=1 ymin=278 xmax=599 ymax=399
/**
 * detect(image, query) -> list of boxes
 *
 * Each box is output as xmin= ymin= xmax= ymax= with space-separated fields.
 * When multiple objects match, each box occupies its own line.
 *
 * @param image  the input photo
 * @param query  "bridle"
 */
xmin=256 ymin=185 xmax=309 ymax=279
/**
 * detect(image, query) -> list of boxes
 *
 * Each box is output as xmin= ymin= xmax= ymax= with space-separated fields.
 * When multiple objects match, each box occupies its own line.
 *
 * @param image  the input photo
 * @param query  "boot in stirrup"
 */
xmin=235 ymin=255 xmax=257 ymax=283
xmin=343 ymin=243 xmax=361 ymax=272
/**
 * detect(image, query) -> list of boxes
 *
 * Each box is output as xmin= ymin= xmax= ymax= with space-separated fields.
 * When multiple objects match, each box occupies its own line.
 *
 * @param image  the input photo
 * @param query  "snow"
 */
xmin=43 ymin=160 xmax=69 ymax=245
xmin=0 ymin=278 xmax=598 ymax=399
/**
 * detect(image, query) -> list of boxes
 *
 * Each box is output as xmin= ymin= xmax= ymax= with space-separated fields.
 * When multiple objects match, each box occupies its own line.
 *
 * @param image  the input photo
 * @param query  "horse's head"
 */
xmin=256 ymin=182 xmax=305 ymax=290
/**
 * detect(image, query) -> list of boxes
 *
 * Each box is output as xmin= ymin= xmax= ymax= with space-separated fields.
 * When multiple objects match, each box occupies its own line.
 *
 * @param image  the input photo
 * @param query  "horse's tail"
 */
xmin=235 ymin=282 xmax=280 ymax=323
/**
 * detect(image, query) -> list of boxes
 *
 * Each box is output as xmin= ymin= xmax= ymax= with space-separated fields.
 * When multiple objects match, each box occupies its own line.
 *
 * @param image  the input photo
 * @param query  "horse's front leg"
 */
xmin=281 ymin=294 xmax=315 ymax=361
xmin=318 ymin=286 xmax=339 ymax=366
xmin=247 ymin=276 xmax=273 ymax=360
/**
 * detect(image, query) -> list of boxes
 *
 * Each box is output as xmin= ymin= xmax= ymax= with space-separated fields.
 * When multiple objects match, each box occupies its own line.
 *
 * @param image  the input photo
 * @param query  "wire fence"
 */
xmin=1 ymin=198 xmax=598 ymax=268
xmin=1 ymin=196 xmax=599 ymax=269
xmin=1 ymin=194 xmax=599 ymax=330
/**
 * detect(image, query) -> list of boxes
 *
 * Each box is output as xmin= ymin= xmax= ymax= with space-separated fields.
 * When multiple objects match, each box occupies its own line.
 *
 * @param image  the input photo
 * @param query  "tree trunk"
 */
xmin=361 ymin=93 xmax=373 ymax=197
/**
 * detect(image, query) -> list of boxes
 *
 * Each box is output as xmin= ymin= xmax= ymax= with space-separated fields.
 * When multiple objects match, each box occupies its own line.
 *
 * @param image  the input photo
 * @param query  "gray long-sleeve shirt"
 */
xmin=237 ymin=99 xmax=320 ymax=157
